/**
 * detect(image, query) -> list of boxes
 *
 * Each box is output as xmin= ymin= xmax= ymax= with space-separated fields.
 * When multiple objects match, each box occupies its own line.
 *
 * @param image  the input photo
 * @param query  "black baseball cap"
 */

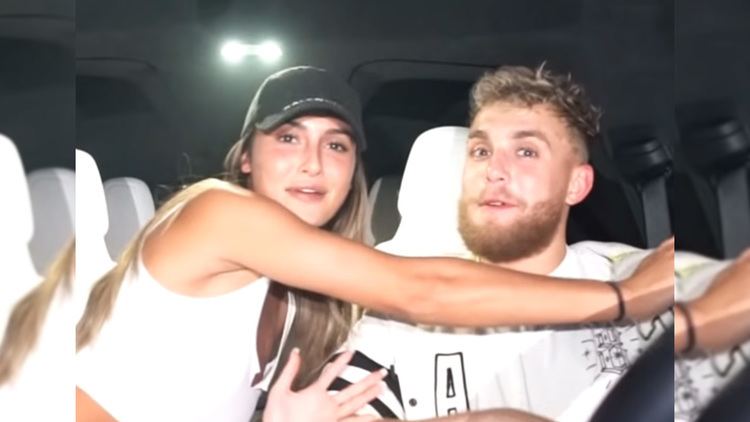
xmin=240 ymin=66 xmax=367 ymax=151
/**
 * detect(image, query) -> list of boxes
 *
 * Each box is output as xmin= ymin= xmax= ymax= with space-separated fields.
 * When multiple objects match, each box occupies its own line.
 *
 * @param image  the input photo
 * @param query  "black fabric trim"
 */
xmin=329 ymin=378 xmax=400 ymax=419
xmin=329 ymin=351 xmax=403 ymax=407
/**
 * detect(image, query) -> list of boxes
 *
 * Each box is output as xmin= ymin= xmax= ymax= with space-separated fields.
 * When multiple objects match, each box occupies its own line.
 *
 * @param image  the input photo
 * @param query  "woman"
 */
xmin=675 ymin=248 xmax=750 ymax=354
xmin=0 ymin=241 xmax=75 ymax=420
xmin=75 ymin=66 xmax=673 ymax=421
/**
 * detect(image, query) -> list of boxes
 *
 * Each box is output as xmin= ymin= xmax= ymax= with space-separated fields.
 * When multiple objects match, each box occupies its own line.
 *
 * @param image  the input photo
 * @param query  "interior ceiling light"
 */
xmin=220 ymin=40 xmax=283 ymax=65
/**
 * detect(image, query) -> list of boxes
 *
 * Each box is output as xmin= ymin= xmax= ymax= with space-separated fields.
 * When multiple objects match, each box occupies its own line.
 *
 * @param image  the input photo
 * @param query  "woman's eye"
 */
xmin=278 ymin=134 xmax=297 ymax=143
xmin=328 ymin=142 xmax=349 ymax=153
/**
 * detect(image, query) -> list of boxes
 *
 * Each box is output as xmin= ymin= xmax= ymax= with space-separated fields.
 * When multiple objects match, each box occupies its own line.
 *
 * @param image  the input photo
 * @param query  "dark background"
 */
xmin=1 ymin=0 xmax=748 ymax=257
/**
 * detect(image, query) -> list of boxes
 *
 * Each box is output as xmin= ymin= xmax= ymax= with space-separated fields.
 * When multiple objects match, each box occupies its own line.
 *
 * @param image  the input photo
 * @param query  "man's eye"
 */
xmin=518 ymin=148 xmax=538 ymax=158
xmin=471 ymin=147 xmax=489 ymax=158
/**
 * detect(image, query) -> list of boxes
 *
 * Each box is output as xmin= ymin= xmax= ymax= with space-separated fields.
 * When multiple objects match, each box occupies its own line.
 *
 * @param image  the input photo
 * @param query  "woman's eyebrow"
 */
xmin=282 ymin=120 xmax=306 ymax=130
xmin=325 ymin=127 xmax=354 ymax=139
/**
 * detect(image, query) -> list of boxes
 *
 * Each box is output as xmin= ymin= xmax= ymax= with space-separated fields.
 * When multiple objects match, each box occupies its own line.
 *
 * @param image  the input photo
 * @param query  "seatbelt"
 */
xmin=610 ymin=127 xmax=673 ymax=248
xmin=682 ymin=119 xmax=750 ymax=258
xmin=696 ymin=363 xmax=750 ymax=422
xmin=589 ymin=327 xmax=674 ymax=422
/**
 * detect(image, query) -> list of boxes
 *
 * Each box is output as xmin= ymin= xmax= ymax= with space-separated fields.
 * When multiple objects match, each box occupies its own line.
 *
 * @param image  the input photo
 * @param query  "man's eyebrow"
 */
xmin=468 ymin=129 xmax=489 ymax=140
xmin=512 ymin=129 xmax=551 ymax=147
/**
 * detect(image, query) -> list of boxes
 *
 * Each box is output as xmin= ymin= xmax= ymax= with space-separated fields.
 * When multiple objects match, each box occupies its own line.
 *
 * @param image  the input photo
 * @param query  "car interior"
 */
xmin=1 ymin=0 xmax=749 ymax=421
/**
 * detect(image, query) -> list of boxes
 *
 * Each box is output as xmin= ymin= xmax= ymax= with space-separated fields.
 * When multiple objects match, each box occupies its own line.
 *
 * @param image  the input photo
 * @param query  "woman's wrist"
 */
xmin=674 ymin=302 xmax=695 ymax=354
xmin=606 ymin=282 xmax=626 ymax=322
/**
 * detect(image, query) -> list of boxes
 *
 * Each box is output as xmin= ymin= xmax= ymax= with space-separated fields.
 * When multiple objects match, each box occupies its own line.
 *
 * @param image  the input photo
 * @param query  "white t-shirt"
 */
xmin=674 ymin=252 xmax=749 ymax=422
xmin=330 ymin=241 xmax=671 ymax=421
xmin=76 ymin=258 xmax=294 ymax=422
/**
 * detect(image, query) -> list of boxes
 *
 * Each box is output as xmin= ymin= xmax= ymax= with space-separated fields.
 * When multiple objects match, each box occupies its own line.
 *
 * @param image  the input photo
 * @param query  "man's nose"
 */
xmin=486 ymin=154 xmax=510 ymax=182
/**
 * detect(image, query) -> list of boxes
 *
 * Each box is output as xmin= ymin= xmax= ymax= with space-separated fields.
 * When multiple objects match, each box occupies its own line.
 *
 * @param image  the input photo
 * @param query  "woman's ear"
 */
xmin=240 ymin=152 xmax=252 ymax=174
xmin=566 ymin=163 xmax=594 ymax=206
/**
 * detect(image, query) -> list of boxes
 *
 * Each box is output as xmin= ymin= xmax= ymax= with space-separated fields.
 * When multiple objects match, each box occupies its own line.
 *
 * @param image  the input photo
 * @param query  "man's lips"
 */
xmin=479 ymin=198 xmax=518 ymax=208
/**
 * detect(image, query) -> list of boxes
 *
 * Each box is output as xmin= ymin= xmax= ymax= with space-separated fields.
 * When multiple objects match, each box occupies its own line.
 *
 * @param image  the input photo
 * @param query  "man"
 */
xmin=327 ymin=64 xmax=673 ymax=421
xmin=674 ymin=250 xmax=750 ymax=422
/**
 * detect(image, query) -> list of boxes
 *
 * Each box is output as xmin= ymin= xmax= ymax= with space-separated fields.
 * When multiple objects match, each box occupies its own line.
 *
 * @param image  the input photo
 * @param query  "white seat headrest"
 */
xmin=0 ymin=133 xmax=41 ymax=334
xmin=27 ymin=167 xmax=75 ymax=274
xmin=74 ymin=150 xmax=116 ymax=320
xmin=365 ymin=175 xmax=401 ymax=246
xmin=104 ymin=177 xmax=155 ymax=260
xmin=75 ymin=150 xmax=109 ymax=243
xmin=0 ymin=133 xmax=34 ymax=248
xmin=377 ymin=126 xmax=470 ymax=257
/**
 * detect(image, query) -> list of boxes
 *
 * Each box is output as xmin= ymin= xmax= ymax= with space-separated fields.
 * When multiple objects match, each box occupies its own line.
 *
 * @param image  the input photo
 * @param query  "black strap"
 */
xmin=716 ymin=167 xmax=750 ymax=257
xmin=329 ymin=351 xmax=403 ymax=407
xmin=607 ymin=282 xmax=626 ymax=322
xmin=329 ymin=378 xmax=401 ymax=419
xmin=675 ymin=302 xmax=695 ymax=354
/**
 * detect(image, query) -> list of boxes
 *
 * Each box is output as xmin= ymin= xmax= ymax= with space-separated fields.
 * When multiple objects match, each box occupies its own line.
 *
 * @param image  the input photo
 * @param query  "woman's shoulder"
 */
xmin=181 ymin=179 xmax=293 ymax=225
xmin=141 ymin=180 xmax=268 ymax=289
xmin=179 ymin=179 xmax=256 ymax=216
xmin=187 ymin=178 xmax=252 ymax=202
xmin=169 ymin=179 xmax=295 ymax=243
xmin=142 ymin=179 xmax=258 ymax=251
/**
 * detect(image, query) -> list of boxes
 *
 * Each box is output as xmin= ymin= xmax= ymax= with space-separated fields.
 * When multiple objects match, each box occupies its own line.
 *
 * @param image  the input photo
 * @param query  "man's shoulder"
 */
xmin=674 ymin=251 xmax=728 ymax=300
xmin=565 ymin=241 xmax=650 ymax=281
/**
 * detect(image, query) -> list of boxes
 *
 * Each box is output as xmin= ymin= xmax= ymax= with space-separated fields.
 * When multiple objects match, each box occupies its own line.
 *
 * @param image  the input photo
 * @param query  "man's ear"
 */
xmin=566 ymin=163 xmax=594 ymax=206
xmin=240 ymin=152 xmax=252 ymax=174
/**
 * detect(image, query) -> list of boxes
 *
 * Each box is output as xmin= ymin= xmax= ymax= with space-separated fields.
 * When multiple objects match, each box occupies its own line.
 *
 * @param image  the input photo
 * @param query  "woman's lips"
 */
xmin=286 ymin=187 xmax=326 ymax=202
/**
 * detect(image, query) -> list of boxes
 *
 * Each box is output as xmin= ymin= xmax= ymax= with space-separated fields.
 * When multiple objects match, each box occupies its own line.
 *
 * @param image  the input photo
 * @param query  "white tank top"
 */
xmin=76 ymin=257 xmax=295 ymax=422
xmin=0 ymin=287 xmax=75 ymax=422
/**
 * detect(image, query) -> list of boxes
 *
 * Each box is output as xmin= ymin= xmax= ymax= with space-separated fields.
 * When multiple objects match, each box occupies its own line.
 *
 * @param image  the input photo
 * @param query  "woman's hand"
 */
xmin=620 ymin=237 xmax=675 ymax=320
xmin=263 ymin=349 xmax=385 ymax=422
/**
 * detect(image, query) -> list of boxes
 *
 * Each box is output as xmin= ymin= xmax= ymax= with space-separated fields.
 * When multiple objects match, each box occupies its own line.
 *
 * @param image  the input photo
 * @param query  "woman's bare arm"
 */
xmin=76 ymin=387 xmax=117 ymax=422
xmin=150 ymin=187 xmax=672 ymax=327
xmin=675 ymin=250 xmax=750 ymax=354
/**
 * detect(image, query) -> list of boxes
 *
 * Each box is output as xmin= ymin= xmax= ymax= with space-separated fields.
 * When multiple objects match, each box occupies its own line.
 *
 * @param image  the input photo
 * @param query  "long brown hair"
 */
xmin=224 ymin=129 xmax=368 ymax=389
xmin=76 ymin=179 xmax=249 ymax=350
xmin=0 ymin=240 xmax=74 ymax=385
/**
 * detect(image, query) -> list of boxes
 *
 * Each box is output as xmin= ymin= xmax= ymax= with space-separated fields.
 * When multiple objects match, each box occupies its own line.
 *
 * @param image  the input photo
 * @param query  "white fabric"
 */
xmin=0 ymin=135 xmax=71 ymax=421
xmin=103 ymin=177 xmax=155 ymax=260
xmin=27 ymin=167 xmax=75 ymax=274
xmin=342 ymin=242 xmax=670 ymax=421
xmin=378 ymin=126 xmax=469 ymax=257
xmin=0 ymin=134 xmax=41 ymax=331
xmin=75 ymin=150 xmax=116 ymax=320
xmin=673 ymin=252 xmax=748 ymax=422
xmin=365 ymin=175 xmax=401 ymax=246
xmin=0 ymin=285 xmax=75 ymax=422
xmin=76 ymin=257 xmax=296 ymax=422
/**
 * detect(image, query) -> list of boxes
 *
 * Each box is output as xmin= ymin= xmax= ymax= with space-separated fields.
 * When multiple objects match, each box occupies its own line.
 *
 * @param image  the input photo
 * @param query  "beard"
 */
xmin=458 ymin=195 xmax=565 ymax=264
